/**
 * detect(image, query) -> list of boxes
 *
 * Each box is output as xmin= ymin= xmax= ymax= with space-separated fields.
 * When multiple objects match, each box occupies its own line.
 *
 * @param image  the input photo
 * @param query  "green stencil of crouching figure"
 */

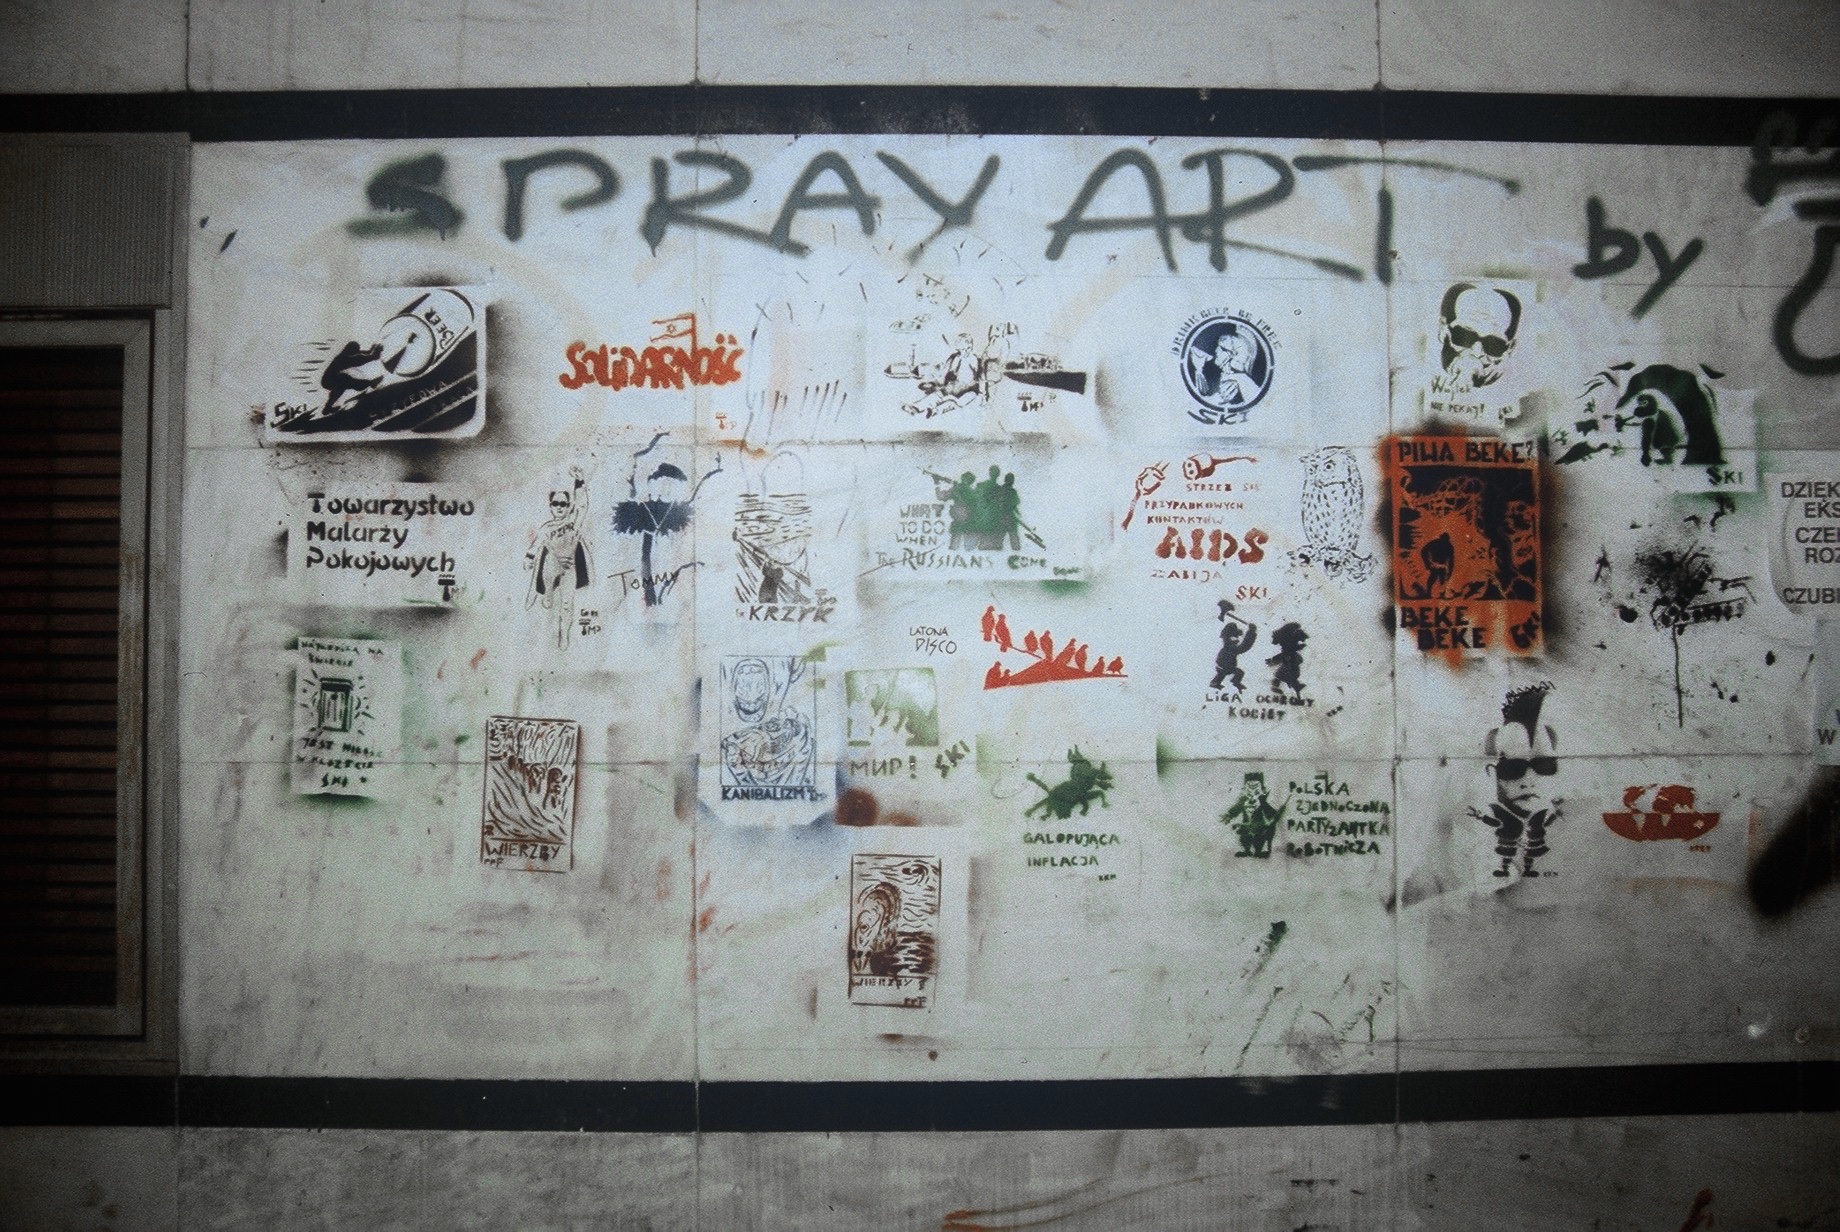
xmin=1025 ymin=747 xmax=1114 ymax=820
xmin=1222 ymin=771 xmax=1289 ymax=858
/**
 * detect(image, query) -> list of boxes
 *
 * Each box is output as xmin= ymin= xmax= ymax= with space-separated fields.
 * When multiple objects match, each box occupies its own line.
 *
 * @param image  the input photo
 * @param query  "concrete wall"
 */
xmin=3 ymin=0 xmax=1838 ymax=95
xmin=5 ymin=1116 xmax=1837 ymax=1230
xmin=2 ymin=2 xmax=1839 ymax=1230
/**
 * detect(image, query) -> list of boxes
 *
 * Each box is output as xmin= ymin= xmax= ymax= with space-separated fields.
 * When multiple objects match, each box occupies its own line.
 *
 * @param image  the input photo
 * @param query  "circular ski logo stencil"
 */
xmin=1175 ymin=311 xmax=1276 ymax=425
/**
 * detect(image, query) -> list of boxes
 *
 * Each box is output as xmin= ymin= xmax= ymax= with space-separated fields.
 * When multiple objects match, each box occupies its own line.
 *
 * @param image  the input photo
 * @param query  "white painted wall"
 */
xmin=167 ymin=131 xmax=1840 ymax=1086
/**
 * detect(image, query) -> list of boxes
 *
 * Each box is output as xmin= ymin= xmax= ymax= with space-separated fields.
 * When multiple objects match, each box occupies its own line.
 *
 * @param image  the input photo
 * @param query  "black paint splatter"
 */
xmin=1633 ymin=544 xmax=1715 ymax=618
xmin=1751 ymin=768 xmax=1840 ymax=918
xmin=1630 ymin=542 xmax=1750 ymax=728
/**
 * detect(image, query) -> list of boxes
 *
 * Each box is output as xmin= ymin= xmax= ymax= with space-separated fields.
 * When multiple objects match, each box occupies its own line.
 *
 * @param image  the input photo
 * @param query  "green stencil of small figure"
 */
xmin=1222 ymin=771 xmax=1289 ymax=858
xmin=1025 ymin=747 xmax=1114 ymax=820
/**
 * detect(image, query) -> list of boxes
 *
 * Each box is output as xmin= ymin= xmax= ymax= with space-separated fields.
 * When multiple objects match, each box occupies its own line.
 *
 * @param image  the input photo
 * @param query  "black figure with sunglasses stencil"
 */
xmin=1472 ymin=682 xmax=1561 ymax=879
xmin=1432 ymin=283 xmax=1522 ymax=397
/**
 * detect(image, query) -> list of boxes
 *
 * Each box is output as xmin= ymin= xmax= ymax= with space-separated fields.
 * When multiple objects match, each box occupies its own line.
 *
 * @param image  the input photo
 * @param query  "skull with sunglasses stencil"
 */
xmin=1435 ymin=283 xmax=1520 ymax=395
xmin=1470 ymin=682 xmax=1562 ymax=879
xmin=1424 ymin=281 xmax=1541 ymax=427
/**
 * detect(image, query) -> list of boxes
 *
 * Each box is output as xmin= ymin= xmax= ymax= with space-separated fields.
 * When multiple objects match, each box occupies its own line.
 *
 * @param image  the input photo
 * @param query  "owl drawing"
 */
xmin=1292 ymin=446 xmax=1374 ymax=582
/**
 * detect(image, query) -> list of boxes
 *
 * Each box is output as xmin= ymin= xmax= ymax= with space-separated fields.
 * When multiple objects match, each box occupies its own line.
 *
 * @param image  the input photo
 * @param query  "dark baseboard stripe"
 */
xmin=700 ymin=1073 xmax=1400 ymax=1133
xmin=178 ymin=1077 xmax=696 ymax=1133
xmin=2 ymin=1064 xmax=1833 ymax=1132
xmin=0 ymin=1074 xmax=175 ymax=1127
xmin=0 ymin=87 xmax=1831 ymax=145
xmin=1397 ymin=1060 xmax=1839 ymax=1124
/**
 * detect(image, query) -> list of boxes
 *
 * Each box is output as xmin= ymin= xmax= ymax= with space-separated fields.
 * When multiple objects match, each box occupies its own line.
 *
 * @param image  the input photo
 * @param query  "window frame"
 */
xmin=0 ymin=131 xmax=186 ymax=1072
xmin=0 ymin=318 xmax=151 ymax=1040
xmin=0 ymin=308 xmax=180 ymax=1072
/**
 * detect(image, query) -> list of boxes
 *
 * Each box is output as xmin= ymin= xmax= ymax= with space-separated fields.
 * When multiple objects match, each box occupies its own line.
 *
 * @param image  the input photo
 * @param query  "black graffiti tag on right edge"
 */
xmin=1749 ymin=111 xmax=1840 ymax=377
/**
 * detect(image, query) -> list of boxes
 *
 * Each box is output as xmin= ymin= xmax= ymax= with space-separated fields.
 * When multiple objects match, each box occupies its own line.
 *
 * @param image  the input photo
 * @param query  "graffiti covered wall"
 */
xmin=180 ymin=131 xmax=1839 ymax=1083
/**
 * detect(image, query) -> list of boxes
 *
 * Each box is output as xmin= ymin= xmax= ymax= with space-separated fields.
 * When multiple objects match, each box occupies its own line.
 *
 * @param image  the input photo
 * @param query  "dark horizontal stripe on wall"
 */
xmin=0 ymin=87 xmax=1832 ymax=146
xmin=2 ymin=1063 xmax=1834 ymax=1132
xmin=1398 ymin=1060 xmax=1840 ymax=1124
xmin=178 ymin=1077 xmax=698 ymax=1134
xmin=702 ymin=1073 xmax=1398 ymax=1133
xmin=0 ymin=1074 xmax=174 ymax=1126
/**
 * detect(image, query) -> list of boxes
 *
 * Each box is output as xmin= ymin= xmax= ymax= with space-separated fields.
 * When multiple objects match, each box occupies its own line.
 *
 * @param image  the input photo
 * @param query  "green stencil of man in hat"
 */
xmin=1222 ymin=771 xmax=1288 ymax=859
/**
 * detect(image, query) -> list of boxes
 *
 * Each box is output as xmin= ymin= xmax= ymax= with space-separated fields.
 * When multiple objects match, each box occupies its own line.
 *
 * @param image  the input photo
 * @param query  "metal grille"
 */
xmin=0 ymin=346 xmax=124 ymax=1009
xmin=0 ymin=138 xmax=179 ymax=309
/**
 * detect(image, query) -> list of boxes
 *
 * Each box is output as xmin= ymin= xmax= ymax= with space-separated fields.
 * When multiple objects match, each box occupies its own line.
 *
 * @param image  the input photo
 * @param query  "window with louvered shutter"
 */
xmin=0 ymin=319 xmax=149 ymax=1038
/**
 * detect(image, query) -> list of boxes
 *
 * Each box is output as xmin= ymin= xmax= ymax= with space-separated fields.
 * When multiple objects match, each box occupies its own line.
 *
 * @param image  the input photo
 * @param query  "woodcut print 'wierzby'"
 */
xmin=481 ymin=716 xmax=580 ymax=873
xmin=848 ymin=853 xmax=940 ymax=1010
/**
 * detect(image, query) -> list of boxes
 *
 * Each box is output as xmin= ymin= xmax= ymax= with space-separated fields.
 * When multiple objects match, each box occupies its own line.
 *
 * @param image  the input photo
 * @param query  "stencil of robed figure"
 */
xmin=1472 ymin=684 xmax=1562 ymax=878
xmin=526 ymin=467 xmax=591 ymax=649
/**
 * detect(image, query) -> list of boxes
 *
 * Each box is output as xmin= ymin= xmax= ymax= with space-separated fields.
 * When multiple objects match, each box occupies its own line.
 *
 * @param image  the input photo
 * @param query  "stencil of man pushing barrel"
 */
xmin=276 ymin=288 xmax=483 ymax=438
